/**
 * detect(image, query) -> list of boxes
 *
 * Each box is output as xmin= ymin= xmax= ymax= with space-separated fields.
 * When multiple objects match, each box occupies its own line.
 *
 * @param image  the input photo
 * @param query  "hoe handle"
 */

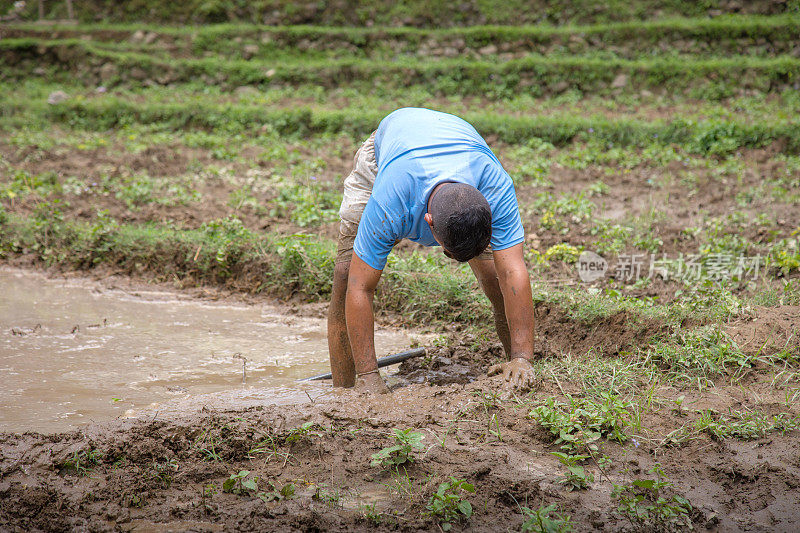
xmin=300 ymin=347 xmax=426 ymax=381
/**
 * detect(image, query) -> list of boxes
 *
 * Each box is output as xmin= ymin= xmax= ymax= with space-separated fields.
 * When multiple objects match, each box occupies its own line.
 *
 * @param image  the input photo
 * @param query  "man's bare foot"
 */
xmin=354 ymin=371 xmax=390 ymax=394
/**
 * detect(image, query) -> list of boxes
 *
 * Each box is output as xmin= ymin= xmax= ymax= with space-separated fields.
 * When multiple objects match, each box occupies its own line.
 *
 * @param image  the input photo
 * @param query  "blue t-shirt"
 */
xmin=353 ymin=108 xmax=524 ymax=271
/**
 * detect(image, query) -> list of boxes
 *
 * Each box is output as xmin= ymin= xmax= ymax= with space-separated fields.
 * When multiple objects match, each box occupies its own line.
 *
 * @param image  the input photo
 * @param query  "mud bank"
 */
xmin=2 ymin=375 xmax=799 ymax=532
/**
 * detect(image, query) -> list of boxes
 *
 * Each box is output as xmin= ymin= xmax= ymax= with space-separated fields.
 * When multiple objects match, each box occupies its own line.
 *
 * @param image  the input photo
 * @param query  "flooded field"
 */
xmin=0 ymin=268 xmax=415 ymax=433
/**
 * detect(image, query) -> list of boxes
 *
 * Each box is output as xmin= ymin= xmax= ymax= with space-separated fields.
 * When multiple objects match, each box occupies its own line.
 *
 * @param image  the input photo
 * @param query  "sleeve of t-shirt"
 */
xmin=352 ymin=196 xmax=404 ymax=271
xmin=489 ymin=175 xmax=525 ymax=251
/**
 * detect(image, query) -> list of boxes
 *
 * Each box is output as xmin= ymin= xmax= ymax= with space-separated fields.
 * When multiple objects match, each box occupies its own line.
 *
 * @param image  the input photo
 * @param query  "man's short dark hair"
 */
xmin=429 ymin=183 xmax=492 ymax=262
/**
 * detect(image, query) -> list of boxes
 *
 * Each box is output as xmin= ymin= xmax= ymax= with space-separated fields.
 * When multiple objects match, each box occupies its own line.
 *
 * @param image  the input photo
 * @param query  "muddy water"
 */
xmin=0 ymin=268 xmax=417 ymax=433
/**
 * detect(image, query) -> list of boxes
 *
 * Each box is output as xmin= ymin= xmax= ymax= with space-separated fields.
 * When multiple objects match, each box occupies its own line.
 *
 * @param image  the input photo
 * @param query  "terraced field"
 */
xmin=1 ymin=2 xmax=800 ymax=531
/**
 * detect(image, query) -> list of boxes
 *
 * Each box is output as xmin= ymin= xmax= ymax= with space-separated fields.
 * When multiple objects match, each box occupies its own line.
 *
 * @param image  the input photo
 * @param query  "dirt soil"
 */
xmin=2 ymin=307 xmax=799 ymax=532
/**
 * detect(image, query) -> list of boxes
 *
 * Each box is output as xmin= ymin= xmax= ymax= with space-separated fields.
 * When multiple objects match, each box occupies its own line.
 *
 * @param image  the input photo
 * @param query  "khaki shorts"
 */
xmin=335 ymin=132 xmax=492 ymax=265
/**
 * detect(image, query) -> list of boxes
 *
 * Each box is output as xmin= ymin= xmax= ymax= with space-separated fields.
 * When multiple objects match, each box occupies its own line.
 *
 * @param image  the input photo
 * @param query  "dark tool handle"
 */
xmin=300 ymin=347 xmax=426 ymax=381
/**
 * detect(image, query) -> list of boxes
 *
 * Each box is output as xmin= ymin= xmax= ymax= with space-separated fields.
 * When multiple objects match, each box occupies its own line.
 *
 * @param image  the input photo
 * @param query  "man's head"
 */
xmin=424 ymin=182 xmax=491 ymax=262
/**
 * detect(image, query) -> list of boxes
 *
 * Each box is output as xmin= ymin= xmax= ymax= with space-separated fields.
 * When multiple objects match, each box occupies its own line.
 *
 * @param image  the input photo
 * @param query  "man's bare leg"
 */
xmin=327 ymin=261 xmax=356 ymax=387
xmin=469 ymin=257 xmax=512 ymax=356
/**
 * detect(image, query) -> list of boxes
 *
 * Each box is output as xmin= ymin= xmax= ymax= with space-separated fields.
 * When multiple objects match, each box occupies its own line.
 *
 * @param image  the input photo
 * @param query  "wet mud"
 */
xmin=1 ymin=271 xmax=799 ymax=531
xmin=2 ymin=375 xmax=799 ymax=532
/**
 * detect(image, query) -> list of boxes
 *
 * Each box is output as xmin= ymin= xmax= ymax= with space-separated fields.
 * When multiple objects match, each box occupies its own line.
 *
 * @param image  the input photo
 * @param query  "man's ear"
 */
xmin=424 ymin=213 xmax=433 ymax=228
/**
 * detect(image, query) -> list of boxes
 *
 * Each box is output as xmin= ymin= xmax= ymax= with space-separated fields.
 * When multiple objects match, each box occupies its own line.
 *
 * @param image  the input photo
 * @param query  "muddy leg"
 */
xmin=469 ymin=258 xmax=512 ymax=357
xmin=328 ymin=261 xmax=356 ymax=387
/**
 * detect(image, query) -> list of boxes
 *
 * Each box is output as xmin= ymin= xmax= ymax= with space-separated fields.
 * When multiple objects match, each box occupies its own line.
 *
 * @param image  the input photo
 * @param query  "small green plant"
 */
xmin=520 ymin=503 xmax=573 ymax=532
xmin=530 ymin=393 xmax=631 ymax=452
xmin=671 ymin=395 xmax=688 ymax=417
xmin=611 ymin=465 xmax=692 ymax=528
xmin=269 ymin=180 xmax=340 ymax=227
xmin=285 ymin=421 xmax=323 ymax=444
xmin=61 ymin=447 xmax=103 ymax=476
xmin=550 ymin=452 xmax=594 ymax=491
xmin=151 ymin=458 xmax=179 ymax=488
xmin=360 ymin=502 xmax=383 ymax=525
xmin=312 ymin=483 xmax=342 ymax=505
xmin=370 ymin=428 xmax=425 ymax=469
xmin=257 ymin=481 xmax=296 ymax=502
xmin=248 ymin=433 xmax=295 ymax=465
xmin=200 ymin=482 xmax=218 ymax=514
xmin=223 ymin=470 xmax=258 ymax=495
xmin=544 ymin=243 xmax=582 ymax=264
xmin=426 ymin=477 xmax=475 ymax=531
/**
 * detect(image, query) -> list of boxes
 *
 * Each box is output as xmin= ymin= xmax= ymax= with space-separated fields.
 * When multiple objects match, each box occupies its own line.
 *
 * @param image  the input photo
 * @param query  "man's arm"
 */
xmin=345 ymin=252 xmax=389 ymax=393
xmin=490 ymin=243 xmax=536 ymax=387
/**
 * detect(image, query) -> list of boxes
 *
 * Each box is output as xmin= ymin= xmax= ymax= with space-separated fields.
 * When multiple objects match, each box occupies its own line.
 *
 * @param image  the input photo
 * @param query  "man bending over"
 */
xmin=327 ymin=107 xmax=536 ymax=393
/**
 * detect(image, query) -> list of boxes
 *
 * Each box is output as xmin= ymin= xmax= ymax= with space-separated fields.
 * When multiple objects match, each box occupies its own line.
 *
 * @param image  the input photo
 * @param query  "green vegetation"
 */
xmin=59 ymin=447 xmax=103 ymax=476
xmin=520 ymin=504 xmax=573 ymax=533
xmin=2 ymin=0 xmax=793 ymax=26
xmin=425 ymin=477 xmax=475 ymax=531
xmin=550 ymin=452 xmax=594 ymax=491
xmin=222 ymin=470 xmax=258 ymax=495
xmin=530 ymin=394 xmax=632 ymax=452
xmin=370 ymin=429 xmax=426 ymax=469
xmin=611 ymin=466 xmax=693 ymax=528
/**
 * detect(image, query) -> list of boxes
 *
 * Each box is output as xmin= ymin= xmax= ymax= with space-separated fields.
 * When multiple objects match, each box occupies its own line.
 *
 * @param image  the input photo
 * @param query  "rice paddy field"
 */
xmin=1 ymin=1 xmax=800 ymax=531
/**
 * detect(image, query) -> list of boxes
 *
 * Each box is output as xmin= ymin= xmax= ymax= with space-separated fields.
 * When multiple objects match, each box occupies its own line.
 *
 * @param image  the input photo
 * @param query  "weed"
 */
xmin=550 ymin=452 xmax=594 ymax=491
xmin=200 ymin=216 xmax=255 ymax=276
xmin=611 ymin=465 xmax=692 ymax=529
xmin=312 ymin=483 xmax=343 ymax=506
xmin=223 ymin=470 xmax=258 ymax=495
xmin=193 ymin=425 xmax=229 ymax=462
xmin=425 ymin=477 xmax=475 ymax=531
xmin=530 ymin=393 xmax=631 ymax=452
xmin=360 ymin=502 xmax=383 ymax=525
xmin=371 ymin=428 xmax=425 ymax=469
xmin=269 ymin=180 xmax=339 ymax=227
xmin=248 ymin=433 xmax=294 ymax=465
xmin=60 ymin=447 xmax=103 ymax=476
xmin=544 ymin=243 xmax=582 ymax=264
xmin=285 ymin=421 xmax=323 ymax=445
xmin=520 ymin=504 xmax=573 ymax=533
xmin=257 ymin=481 xmax=296 ymax=502
xmin=150 ymin=458 xmax=179 ymax=488
xmin=695 ymin=410 xmax=800 ymax=441
xmin=646 ymin=326 xmax=751 ymax=385
xmin=200 ymin=482 xmax=218 ymax=514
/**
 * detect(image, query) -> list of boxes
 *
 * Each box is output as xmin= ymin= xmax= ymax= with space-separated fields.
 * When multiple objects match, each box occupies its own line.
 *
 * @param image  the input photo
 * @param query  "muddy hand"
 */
xmin=354 ymin=371 xmax=391 ymax=394
xmin=487 ymin=358 xmax=536 ymax=389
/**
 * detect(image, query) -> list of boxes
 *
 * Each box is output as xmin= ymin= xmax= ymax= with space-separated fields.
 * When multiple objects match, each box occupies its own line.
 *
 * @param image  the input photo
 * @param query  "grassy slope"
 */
xmin=0 ymin=0 xmax=794 ymax=26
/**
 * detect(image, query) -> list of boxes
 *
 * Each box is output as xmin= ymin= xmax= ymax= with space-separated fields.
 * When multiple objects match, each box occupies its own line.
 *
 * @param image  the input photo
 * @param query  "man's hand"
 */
xmin=488 ymin=357 xmax=536 ymax=389
xmin=354 ymin=371 xmax=390 ymax=394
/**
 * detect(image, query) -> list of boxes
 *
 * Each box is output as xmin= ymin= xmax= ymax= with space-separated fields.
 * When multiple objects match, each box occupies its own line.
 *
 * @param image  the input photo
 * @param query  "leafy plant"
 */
xmin=520 ymin=504 xmax=573 ymax=533
xmin=611 ymin=465 xmax=692 ymax=528
xmin=370 ymin=428 xmax=425 ymax=469
xmin=223 ymin=470 xmax=258 ymax=495
xmin=285 ymin=421 xmax=323 ymax=444
xmin=60 ymin=447 xmax=103 ymax=476
xmin=544 ymin=243 xmax=582 ymax=264
xmin=426 ymin=477 xmax=475 ymax=531
xmin=550 ymin=452 xmax=594 ymax=491
xmin=530 ymin=393 xmax=631 ymax=452
xmin=257 ymin=481 xmax=296 ymax=502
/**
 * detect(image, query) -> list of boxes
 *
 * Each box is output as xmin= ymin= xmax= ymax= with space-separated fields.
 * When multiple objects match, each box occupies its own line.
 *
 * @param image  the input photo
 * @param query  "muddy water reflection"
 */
xmin=0 ymin=268 xmax=415 ymax=433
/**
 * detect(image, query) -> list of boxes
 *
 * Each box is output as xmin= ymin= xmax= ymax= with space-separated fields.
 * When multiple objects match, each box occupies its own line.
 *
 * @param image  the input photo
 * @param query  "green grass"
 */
xmin=6 ymin=15 xmax=800 ymax=58
xmin=3 ymin=91 xmax=800 ymax=155
xmin=2 ymin=0 xmax=794 ymax=26
xmin=4 ymin=37 xmax=800 ymax=98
